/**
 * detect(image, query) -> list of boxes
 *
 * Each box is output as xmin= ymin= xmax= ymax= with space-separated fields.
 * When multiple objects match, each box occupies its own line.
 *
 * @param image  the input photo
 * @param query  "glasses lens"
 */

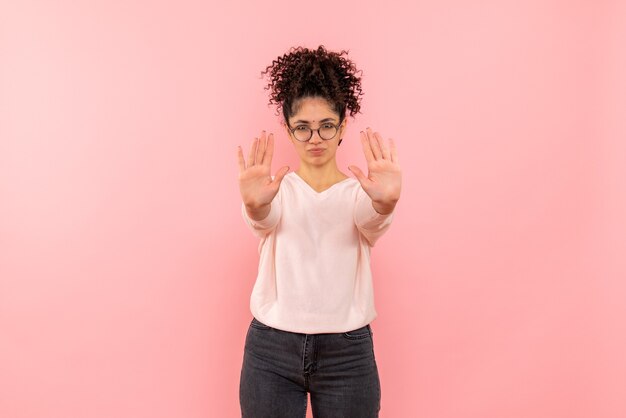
xmin=319 ymin=124 xmax=337 ymax=140
xmin=294 ymin=127 xmax=312 ymax=141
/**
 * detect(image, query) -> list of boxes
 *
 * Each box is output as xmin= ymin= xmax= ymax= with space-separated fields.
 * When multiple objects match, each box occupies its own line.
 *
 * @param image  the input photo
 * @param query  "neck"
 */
xmin=295 ymin=161 xmax=348 ymax=189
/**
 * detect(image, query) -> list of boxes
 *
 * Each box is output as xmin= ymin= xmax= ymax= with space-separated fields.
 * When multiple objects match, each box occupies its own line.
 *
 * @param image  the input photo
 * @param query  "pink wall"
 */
xmin=1 ymin=1 xmax=624 ymax=417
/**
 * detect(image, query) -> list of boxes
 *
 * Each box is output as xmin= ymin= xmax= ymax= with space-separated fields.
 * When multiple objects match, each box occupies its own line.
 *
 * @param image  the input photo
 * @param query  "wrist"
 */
xmin=372 ymin=199 xmax=397 ymax=215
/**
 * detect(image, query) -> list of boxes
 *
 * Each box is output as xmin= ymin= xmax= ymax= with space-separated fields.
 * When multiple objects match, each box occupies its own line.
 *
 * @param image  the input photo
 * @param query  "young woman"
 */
xmin=236 ymin=45 xmax=402 ymax=418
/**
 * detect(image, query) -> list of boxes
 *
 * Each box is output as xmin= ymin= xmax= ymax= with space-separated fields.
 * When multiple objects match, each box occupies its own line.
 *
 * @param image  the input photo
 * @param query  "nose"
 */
xmin=309 ymin=130 xmax=323 ymax=144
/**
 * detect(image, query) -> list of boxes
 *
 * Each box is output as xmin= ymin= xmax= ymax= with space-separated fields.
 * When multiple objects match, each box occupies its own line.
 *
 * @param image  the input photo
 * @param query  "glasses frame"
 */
xmin=286 ymin=119 xmax=344 ymax=142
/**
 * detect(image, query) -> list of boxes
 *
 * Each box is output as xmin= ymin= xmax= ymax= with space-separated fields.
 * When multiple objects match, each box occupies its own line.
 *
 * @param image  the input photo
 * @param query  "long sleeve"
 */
xmin=241 ymin=189 xmax=282 ymax=239
xmin=353 ymin=186 xmax=394 ymax=247
xmin=244 ymin=171 xmax=393 ymax=334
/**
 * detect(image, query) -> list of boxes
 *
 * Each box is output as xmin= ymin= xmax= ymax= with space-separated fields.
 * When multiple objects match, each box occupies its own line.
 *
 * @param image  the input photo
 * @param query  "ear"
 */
xmin=283 ymin=122 xmax=296 ymax=144
xmin=338 ymin=118 xmax=347 ymax=145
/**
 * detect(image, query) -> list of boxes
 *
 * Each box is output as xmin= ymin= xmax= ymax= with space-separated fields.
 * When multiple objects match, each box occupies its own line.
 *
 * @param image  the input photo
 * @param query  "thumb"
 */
xmin=272 ymin=166 xmax=290 ymax=186
xmin=348 ymin=165 xmax=367 ymax=185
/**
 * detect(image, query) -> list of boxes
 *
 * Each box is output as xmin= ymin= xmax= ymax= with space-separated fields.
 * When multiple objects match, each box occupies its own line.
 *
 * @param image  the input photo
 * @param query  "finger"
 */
xmin=348 ymin=165 xmax=368 ymax=186
xmin=374 ymin=132 xmax=391 ymax=160
xmin=366 ymin=127 xmax=382 ymax=160
xmin=360 ymin=131 xmax=375 ymax=163
xmin=237 ymin=145 xmax=246 ymax=173
xmin=255 ymin=131 xmax=266 ymax=165
xmin=247 ymin=138 xmax=258 ymax=167
xmin=389 ymin=137 xmax=399 ymax=164
xmin=260 ymin=130 xmax=268 ymax=162
xmin=262 ymin=133 xmax=274 ymax=166
xmin=272 ymin=165 xmax=290 ymax=185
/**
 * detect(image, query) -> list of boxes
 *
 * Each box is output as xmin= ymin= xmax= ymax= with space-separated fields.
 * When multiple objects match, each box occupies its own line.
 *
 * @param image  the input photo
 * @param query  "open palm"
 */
xmin=237 ymin=131 xmax=289 ymax=209
xmin=348 ymin=127 xmax=402 ymax=205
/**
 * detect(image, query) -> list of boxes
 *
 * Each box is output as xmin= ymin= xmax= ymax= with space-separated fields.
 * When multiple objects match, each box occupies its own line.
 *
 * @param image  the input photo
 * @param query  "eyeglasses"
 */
xmin=287 ymin=121 xmax=342 ymax=142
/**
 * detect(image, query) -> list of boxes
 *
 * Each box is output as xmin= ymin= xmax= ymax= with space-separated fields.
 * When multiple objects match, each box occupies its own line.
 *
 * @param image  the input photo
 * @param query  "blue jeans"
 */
xmin=239 ymin=317 xmax=381 ymax=417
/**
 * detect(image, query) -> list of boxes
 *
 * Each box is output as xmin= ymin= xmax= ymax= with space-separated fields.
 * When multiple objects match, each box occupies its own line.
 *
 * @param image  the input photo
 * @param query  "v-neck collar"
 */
xmin=291 ymin=172 xmax=353 ymax=196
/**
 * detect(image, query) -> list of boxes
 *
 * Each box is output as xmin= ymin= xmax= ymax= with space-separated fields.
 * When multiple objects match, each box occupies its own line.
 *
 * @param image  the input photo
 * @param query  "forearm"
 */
xmin=354 ymin=193 xmax=396 ymax=247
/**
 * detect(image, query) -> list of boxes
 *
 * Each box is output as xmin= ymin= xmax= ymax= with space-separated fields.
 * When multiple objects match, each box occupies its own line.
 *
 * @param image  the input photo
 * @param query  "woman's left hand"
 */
xmin=348 ymin=127 xmax=402 ymax=215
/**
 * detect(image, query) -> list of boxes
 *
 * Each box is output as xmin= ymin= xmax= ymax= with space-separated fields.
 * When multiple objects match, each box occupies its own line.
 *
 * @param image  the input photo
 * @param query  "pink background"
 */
xmin=1 ymin=1 xmax=625 ymax=417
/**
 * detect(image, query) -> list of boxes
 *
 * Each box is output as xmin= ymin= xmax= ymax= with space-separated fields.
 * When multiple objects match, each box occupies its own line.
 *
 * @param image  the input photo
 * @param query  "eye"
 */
xmin=322 ymin=124 xmax=334 ymax=128
xmin=295 ymin=126 xmax=309 ymax=130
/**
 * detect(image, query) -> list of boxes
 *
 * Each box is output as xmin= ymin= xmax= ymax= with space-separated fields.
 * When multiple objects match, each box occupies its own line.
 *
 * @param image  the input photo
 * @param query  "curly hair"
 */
xmin=260 ymin=45 xmax=364 ymax=127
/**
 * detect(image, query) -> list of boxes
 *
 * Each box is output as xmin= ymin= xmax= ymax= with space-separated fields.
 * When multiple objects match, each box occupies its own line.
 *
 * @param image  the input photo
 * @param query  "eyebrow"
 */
xmin=292 ymin=118 xmax=337 ymax=124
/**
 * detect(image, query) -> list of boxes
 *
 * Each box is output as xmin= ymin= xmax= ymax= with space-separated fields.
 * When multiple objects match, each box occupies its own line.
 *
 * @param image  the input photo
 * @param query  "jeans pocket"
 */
xmin=342 ymin=324 xmax=372 ymax=340
xmin=250 ymin=317 xmax=272 ymax=330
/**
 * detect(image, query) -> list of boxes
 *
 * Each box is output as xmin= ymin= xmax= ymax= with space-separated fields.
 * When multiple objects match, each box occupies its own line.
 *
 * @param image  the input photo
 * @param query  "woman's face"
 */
xmin=284 ymin=96 xmax=346 ymax=167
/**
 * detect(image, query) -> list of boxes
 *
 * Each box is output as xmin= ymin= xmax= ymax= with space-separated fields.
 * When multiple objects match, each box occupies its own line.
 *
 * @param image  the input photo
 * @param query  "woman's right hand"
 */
xmin=237 ymin=130 xmax=289 ymax=209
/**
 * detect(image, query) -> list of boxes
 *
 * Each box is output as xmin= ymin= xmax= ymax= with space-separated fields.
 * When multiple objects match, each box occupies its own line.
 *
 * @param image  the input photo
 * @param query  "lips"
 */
xmin=308 ymin=148 xmax=325 ymax=152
